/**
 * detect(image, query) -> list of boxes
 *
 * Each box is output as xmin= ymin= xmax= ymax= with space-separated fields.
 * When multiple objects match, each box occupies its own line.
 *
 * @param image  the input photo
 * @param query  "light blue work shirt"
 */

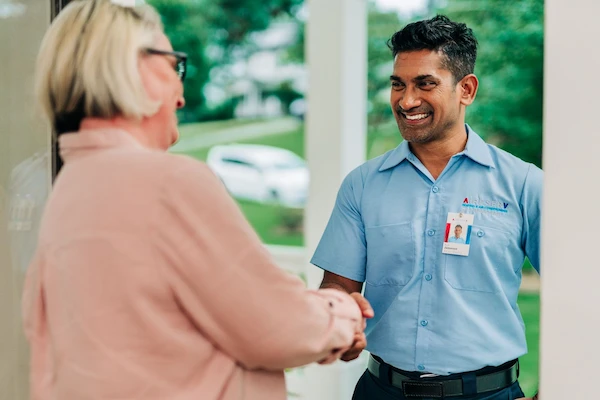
xmin=447 ymin=236 xmax=466 ymax=244
xmin=311 ymin=125 xmax=542 ymax=375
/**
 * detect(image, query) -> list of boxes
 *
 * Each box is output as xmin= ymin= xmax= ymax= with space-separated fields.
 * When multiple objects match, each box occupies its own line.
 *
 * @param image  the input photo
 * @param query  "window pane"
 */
xmin=0 ymin=1 xmax=51 ymax=399
xmin=149 ymin=0 xmax=307 ymax=248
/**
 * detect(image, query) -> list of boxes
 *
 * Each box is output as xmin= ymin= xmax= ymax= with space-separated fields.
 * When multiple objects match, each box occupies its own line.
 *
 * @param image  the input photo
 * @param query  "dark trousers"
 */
xmin=352 ymin=369 xmax=525 ymax=400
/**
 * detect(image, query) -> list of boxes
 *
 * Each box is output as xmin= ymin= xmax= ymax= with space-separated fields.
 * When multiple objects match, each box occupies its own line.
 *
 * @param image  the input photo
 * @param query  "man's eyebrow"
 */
xmin=390 ymin=75 xmax=439 ymax=82
xmin=414 ymin=74 xmax=437 ymax=81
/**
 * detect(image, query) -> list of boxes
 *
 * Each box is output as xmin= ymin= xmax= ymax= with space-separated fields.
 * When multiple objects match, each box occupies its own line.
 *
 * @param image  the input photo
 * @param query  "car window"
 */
xmin=221 ymin=157 xmax=259 ymax=170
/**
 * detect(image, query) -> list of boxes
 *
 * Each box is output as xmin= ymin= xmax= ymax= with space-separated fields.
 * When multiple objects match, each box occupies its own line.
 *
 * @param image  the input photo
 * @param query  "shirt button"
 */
xmin=477 ymin=230 xmax=485 ymax=238
xmin=418 ymin=365 xmax=426 ymax=371
xmin=420 ymin=320 xmax=428 ymax=327
xmin=425 ymin=274 xmax=432 ymax=281
xmin=431 ymin=186 xmax=439 ymax=193
xmin=427 ymin=229 xmax=435 ymax=236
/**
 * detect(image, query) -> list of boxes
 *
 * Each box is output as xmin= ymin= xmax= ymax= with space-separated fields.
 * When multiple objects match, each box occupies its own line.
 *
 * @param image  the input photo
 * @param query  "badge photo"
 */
xmin=442 ymin=212 xmax=474 ymax=256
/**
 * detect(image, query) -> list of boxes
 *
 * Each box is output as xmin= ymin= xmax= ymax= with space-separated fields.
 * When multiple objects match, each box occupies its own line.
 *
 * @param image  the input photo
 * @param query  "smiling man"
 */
xmin=311 ymin=15 xmax=542 ymax=400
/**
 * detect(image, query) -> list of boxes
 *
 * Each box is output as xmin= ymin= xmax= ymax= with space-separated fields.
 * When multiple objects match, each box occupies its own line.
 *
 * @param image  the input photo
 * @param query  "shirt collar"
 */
xmin=59 ymin=128 xmax=145 ymax=163
xmin=378 ymin=124 xmax=496 ymax=172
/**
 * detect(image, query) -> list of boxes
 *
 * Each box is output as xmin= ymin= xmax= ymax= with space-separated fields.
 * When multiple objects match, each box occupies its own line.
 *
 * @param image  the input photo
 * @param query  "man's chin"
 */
xmin=399 ymin=127 xmax=430 ymax=142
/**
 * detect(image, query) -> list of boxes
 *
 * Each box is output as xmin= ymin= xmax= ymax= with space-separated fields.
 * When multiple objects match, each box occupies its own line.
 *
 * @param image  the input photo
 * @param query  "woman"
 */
xmin=23 ymin=1 xmax=370 ymax=399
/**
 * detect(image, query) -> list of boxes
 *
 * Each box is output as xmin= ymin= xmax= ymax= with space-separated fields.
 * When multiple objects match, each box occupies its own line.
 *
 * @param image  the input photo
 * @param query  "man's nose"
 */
xmin=398 ymin=87 xmax=421 ymax=111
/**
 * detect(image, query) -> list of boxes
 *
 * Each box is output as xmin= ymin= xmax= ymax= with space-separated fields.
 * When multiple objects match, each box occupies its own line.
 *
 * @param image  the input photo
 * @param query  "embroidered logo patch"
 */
xmin=462 ymin=197 xmax=509 ymax=214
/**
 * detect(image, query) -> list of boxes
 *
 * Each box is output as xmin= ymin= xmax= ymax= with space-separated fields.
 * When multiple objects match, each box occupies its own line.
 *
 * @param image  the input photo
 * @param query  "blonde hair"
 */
xmin=35 ymin=0 xmax=164 ymax=133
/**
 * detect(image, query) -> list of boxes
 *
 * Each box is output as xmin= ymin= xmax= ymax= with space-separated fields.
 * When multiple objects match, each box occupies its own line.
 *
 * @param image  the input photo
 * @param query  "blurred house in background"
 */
xmin=204 ymin=21 xmax=307 ymax=119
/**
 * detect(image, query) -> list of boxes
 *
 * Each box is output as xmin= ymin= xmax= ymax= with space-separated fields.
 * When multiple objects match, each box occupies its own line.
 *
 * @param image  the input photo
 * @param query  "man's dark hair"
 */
xmin=455 ymin=225 xmax=462 ymax=229
xmin=387 ymin=15 xmax=478 ymax=82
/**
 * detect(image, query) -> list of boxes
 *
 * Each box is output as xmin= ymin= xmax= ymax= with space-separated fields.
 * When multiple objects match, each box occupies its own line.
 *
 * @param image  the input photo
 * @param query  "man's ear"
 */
xmin=458 ymin=74 xmax=479 ymax=106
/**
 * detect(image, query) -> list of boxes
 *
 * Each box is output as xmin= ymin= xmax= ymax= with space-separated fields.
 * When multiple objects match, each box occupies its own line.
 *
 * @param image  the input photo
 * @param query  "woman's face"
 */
xmin=138 ymin=33 xmax=185 ymax=150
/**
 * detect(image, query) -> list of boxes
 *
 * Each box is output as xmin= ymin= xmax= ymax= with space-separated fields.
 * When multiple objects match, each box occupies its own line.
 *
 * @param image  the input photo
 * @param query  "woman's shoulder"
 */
xmin=153 ymin=152 xmax=225 ymax=199
xmin=158 ymin=152 xmax=212 ymax=175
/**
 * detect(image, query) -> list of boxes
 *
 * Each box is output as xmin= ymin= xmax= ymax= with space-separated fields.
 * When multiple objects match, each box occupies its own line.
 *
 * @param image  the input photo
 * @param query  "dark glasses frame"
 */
xmin=144 ymin=48 xmax=188 ymax=82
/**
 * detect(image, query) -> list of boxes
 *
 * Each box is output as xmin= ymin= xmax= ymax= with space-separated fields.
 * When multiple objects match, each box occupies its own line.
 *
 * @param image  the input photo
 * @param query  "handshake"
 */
xmin=341 ymin=293 xmax=374 ymax=361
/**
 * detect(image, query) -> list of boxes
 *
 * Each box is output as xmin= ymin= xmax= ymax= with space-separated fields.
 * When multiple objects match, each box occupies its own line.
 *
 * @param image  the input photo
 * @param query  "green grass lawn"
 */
xmin=236 ymin=199 xmax=304 ymax=246
xmin=517 ymin=293 xmax=540 ymax=397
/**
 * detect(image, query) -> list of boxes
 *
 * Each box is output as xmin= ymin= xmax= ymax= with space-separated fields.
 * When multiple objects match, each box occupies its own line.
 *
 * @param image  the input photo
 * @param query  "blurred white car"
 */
xmin=206 ymin=144 xmax=309 ymax=207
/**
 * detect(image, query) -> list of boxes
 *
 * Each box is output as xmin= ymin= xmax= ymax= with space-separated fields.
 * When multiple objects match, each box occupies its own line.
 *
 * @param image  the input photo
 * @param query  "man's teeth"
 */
xmin=405 ymin=113 xmax=429 ymax=120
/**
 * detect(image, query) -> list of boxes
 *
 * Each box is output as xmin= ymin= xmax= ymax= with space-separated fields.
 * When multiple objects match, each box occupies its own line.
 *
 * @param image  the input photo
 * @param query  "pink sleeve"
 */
xmin=154 ymin=158 xmax=363 ymax=370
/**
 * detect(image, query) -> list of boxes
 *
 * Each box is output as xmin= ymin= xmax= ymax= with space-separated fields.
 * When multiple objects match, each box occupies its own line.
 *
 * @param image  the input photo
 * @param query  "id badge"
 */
xmin=442 ymin=212 xmax=474 ymax=256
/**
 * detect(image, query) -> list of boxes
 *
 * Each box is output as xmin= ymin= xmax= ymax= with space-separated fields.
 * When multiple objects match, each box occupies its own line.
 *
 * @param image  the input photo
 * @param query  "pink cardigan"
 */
xmin=22 ymin=129 xmax=363 ymax=400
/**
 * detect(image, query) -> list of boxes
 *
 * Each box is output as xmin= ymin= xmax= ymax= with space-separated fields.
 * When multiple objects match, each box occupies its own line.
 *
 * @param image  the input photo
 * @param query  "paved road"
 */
xmin=171 ymin=117 xmax=301 ymax=153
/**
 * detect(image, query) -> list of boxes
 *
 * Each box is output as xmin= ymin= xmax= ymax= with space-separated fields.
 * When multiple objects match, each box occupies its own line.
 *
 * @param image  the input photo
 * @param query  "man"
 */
xmin=447 ymin=224 xmax=465 ymax=244
xmin=311 ymin=15 xmax=542 ymax=400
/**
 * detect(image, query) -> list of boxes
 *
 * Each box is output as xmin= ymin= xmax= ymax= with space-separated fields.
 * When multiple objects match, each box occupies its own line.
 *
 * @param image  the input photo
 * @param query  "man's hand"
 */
xmin=340 ymin=292 xmax=373 ymax=362
xmin=341 ymin=331 xmax=368 ymax=361
xmin=350 ymin=292 xmax=374 ymax=319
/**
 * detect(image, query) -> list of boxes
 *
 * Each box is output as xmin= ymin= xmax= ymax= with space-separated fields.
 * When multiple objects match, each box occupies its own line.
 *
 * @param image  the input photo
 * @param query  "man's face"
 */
xmin=389 ymin=49 xmax=464 ymax=144
xmin=454 ymin=226 xmax=462 ymax=238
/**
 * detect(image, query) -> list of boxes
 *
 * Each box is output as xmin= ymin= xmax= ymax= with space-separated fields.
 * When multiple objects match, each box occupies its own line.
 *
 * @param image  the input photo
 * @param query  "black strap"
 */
xmin=368 ymin=355 xmax=519 ymax=398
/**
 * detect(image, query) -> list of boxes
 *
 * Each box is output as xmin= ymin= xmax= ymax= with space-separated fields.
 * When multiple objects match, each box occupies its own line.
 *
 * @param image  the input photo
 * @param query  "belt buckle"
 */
xmin=402 ymin=380 xmax=444 ymax=398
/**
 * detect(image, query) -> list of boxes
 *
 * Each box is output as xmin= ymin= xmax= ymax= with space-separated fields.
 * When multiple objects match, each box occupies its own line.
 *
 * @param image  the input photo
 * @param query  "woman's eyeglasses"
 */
xmin=144 ymin=48 xmax=188 ymax=82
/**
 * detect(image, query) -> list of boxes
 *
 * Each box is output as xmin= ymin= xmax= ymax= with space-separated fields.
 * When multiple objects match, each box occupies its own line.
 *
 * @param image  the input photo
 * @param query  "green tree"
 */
xmin=367 ymin=3 xmax=404 ymax=121
xmin=147 ymin=0 xmax=303 ymax=122
xmin=149 ymin=0 xmax=211 ymax=122
xmin=441 ymin=0 xmax=544 ymax=167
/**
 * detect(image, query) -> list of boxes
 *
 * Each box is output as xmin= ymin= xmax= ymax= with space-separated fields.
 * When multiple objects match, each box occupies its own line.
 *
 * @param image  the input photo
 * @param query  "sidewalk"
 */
xmin=520 ymin=273 xmax=540 ymax=293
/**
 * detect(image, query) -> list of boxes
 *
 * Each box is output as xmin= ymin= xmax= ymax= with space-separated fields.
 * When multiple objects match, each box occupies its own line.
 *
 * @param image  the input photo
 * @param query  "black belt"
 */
xmin=368 ymin=355 xmax=519 ymax=398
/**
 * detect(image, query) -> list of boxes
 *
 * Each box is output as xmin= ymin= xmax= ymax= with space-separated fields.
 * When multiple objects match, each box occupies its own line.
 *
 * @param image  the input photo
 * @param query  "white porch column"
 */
xmin=540 ymin=0 xmax=600 ymax=398
xmin=305 ymin=0 xmax=367 ymax=289
xmin=302 ymin=0 xmax=367 ymax=399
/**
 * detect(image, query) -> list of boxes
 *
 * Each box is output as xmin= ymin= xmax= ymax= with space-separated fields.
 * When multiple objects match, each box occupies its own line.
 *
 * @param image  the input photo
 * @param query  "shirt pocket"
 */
xmin=444 ymin=224 xmax=512 ymax=293
xmin=365 ymin=221 xmax=415 ymax=286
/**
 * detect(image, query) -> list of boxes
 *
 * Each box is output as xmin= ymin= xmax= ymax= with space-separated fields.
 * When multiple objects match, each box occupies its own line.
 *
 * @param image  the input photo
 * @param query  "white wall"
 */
xmin=540 ymin=0 xmax=600 ymax=398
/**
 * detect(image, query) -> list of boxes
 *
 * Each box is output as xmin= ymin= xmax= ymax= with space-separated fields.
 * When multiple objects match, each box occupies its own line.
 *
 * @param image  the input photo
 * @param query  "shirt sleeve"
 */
xmin=154 ymin=157 xmax=363 ymax=370
xmin=520 ymin=163 xmax=543 ymax=273
xmin=310 ymin=168 xmax=367 ymax=282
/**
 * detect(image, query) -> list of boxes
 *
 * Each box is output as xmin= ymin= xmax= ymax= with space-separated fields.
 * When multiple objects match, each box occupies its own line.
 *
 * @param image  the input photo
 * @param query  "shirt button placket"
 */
xmin=417 ymin=184 xmax=439 ymax=375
